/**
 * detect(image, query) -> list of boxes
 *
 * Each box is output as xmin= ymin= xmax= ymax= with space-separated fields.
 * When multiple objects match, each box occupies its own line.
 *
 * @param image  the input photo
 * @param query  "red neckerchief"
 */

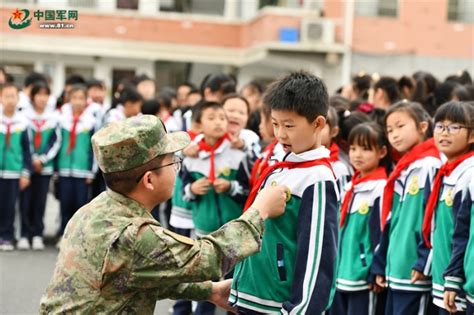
xmin=381 ymin=138 xmax=440 ymax=230
xmin=329 ymin=142 xmax=340 ymax=163
xmin=5 ymin=120 xmax=12 ymax=148
xmin=67 ymin=113 xmax=81 ymax=154
xmin=249 ymin=139 xmax=278 ymax=188
xmin=33 ymin=118 xmax=47 ymax=150
xmin=197 ymin=134 xmax=229 ymax=183
xmin=243 ymin=156 xmax=335 ymax=212
xmin=161 ymin=112 xmax=171 ymax=123
xmin=422 ymin=151 xmax=474 ymax=248
xmin=188 ymin=130 xmax=198 ymax=141
xmin=340 ymin=167 xmax=387 ymax=227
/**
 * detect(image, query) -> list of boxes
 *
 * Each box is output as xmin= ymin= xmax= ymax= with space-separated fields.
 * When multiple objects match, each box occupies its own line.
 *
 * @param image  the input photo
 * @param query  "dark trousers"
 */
xmin=91 ymin=170 xmax=106 ymax=199
xmin=0 ymin=178 xmax=19 ymax=241
xmin=328 ymin=290 xmax=374 ymax=315
xmin=385 ymin=288 xmax=431 ymax=315
xmin=19 ymin=174 xmax=50 ymax=238
xmin=467 ymin=301 xmax=474 ymax=315
xmin=58 ymin=177 xmax=89 ymax=235
xmin=435 ymin=304 xmax=466 ymax=315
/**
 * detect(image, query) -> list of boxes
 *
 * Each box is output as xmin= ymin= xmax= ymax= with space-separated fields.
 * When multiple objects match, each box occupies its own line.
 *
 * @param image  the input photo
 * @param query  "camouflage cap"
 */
xmin=92 ymin=115 xmax=190 ymax=173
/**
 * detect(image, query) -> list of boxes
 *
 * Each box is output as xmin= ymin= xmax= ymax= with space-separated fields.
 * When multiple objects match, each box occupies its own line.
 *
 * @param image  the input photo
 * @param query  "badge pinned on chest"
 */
xmin=407 ymin=175 xmax=420 ymax=196
xmin=270 ymin=180 xmax=291 ymax=202
xmin=218 ymin=167 xmax=231 ymax=177
xmin=358 ymin=200 xmax=369 ymax=215
xmin=444 ymin=188 xmax=454 ymax=207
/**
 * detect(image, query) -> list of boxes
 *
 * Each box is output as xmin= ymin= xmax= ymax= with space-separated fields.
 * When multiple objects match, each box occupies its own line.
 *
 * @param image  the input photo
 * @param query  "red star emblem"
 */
xmin=12 ymin=8 xmax=23 ymax=21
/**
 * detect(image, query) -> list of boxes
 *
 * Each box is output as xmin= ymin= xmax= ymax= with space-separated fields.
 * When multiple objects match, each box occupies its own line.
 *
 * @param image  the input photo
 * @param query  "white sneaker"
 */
xmin=16 ymin=237 xmax=30 ymax=250
xmin=32 ymin=236 xmax=45 ymax=250
xmin=55 ymin=237 xmax=62 ymax=250
xmin=0 ymin=241 xmax=14 ymax=251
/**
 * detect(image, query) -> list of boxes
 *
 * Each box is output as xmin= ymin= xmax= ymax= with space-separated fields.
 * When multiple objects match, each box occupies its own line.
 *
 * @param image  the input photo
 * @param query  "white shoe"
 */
xmin=16 ymin=237 xmax=30 ymax=250
xmin=0 ymin=241 xmax=14 ymax=251
xmin=32 ymin=236 xmax=45 ymax=250
xmin=55 ymin=237 xmax=62 ymax=250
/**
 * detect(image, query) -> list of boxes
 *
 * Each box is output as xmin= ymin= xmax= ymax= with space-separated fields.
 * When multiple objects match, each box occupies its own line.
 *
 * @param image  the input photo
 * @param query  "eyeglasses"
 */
xmin=135 ymin=156 xmax=182 ymax=183
xmin=434 ymin=123 xmax=468 ymax=135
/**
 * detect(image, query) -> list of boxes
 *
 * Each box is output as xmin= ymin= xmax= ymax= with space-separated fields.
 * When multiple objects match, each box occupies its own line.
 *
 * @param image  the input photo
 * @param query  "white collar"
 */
xmin=283 ymin=146 xmax=330 ymax=162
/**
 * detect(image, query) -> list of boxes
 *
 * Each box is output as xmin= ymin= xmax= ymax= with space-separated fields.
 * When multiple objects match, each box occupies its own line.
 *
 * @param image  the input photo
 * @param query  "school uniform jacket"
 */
xmin=182 ymin=139 xmax=250 ymax=236
xmin=372 ymin=156 xmax=441 ymax=292
xmin=444 ymin=177 xmax=474 ymax=306
xmin=24 ymin=109 xmax=61 ymax=176
xmin=56 ymin=109 xmax=97 ymax=179
xmin=0 ymin=111 xmax=32 ymax=179
xmin=229 ymin=147 xmax=339 ymax=314
xmin=337 ymin=178 xmax=386 ymax=292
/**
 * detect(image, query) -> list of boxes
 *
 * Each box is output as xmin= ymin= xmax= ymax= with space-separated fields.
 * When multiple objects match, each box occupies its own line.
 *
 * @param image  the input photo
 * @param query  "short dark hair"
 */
xmin=24 ymin=72 xmax=47 ymax=88
xmin=141 ymin=99 xmax=160 ymax=115
xmin=434 ymin=101 xmax=473 ymax=127
xmin=373 ymin=76 xmax=400 ymax=104
xmin=104 ymin=154 xmax=167 ymax=194
xmin=30 ymin=81 xmax=51 ymax=105
xmin=87 ymin=79 xmax=105 ymax=90
xmin=179 ymin=82 xmax=197 ymax=90
xmin=242 ymin=80 xmax=266 ymax=95
xmin=193 ymin=101 xmax=223 ymax=123
xmin=68 ymin=84 xmax=87 ymax=98
xmin=65 ymin=74 xmax=86 ymax=86
xmin=200 ymin=73 xmax=236 ymax=97
xmin=222 ymin=93 xmax=250 ymax=114
xmin=0 ymin=82 xmax=19 ymax=93
xmin=264 ymin=71 xmax=329 ymax=122
xmin=121 ymin=87 xmax=144 ymax=104
xmin=133 ymin=74 xmax=153 ymax=85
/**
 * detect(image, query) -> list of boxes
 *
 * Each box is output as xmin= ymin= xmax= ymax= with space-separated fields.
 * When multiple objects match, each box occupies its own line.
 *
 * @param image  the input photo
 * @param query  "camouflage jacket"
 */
xmin=40 ymin=189 xmax=264 ymax=314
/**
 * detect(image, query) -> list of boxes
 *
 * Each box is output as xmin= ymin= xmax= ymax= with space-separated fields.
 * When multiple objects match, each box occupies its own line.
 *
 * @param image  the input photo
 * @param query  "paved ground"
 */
xmin=0 ymin=193 xmax=225 ymax=314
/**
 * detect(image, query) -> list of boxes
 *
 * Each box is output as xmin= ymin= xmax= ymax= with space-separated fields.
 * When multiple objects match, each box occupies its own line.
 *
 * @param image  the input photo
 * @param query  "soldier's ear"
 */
xmin=141 ymin=171 xmax=155 ymax=191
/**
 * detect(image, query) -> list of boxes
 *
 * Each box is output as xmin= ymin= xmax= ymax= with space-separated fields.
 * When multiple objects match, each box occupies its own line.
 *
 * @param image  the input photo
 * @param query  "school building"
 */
xmin=1 ymin=0 xmax=472 ymax=96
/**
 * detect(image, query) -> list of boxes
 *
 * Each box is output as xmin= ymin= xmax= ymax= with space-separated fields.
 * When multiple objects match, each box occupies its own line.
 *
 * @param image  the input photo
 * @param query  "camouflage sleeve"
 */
xmin=128 ymin=208 xmax=264 ymax=298
xmin=167 ymin=281 xmax=212 ymax=301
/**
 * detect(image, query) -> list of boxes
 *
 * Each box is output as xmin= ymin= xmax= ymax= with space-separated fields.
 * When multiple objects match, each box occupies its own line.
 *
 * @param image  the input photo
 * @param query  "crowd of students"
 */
xmin=0 ymin=66 xmax=473 ymax=315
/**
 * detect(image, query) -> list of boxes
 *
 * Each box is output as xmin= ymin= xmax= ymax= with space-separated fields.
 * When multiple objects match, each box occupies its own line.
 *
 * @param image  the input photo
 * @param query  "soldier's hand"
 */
xmin=208 ymin=279 xmax=237 ymax=313
xmin=251 ymin=185 xmax=289 ymax=220
xmin=191 ymin=178 xmax=211 ymax=195
xmin=213 ymin=178 xmax=231 ymax=193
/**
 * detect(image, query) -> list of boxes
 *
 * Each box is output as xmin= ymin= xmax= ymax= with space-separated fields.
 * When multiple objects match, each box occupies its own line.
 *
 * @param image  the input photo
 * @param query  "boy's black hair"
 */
xmin=385 ymin=100 xmax=433 ymax=138
xmin=133 ymin=74 xmax=153 ymax=85
xmin=68 ymin=84 xmax=87 ymax=97
xmin=141 ymin=99 xmax=161 ymax=116
xmin=373 ymin=76 xmax=400 ymax=104
xmin=0 ymin=82 xmax=19 ymax=93
xmin=87 ymin=79 xmax=105 ymax=90
xmin=179 ymin=82 xmax=197 ymax=90
xmin=24 ymin=72 xmax=47 ymax=88
xmin=200 ymin=73 xmax=236 ymax=97
xmin=30 ymin=81 xmax=51 ymax=104
xmin=264 ymin=71 xmax=329 ymax=122
xmin=348 ymin=122 xmax=392 ymax=174
xmin=120 ymin=87 xmax=144 ymax=104
xmin=65 ymin=74 xmax=86 ymax=86
xmin=193 ymin=101 xmax=223 ymax=124
xmin=242 ymin=80 xmax=266 ymax=95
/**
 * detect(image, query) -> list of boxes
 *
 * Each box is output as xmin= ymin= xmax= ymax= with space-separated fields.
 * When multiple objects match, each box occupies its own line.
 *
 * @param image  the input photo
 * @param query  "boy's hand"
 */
xmin=368 ymin=283 xmax=384 ymax=293
xmin=375 ymin=275 xmax=386 ymax=288
xmin=444 ymin=291 xmax=458 ymax=313
xmin=410 ymin=269 xmax=427 ymax=283
xmin=32 ymin=159 xmax=43 ymax=173
xmin=229 ymin=133 xmax=245 ymax=150
xmin=213 ymin=178 xmax=230 ymax=193
xmin=19 ymin=176 xmax=30 ymax=191
xmin=191 ymin=178 xmax=211 ymax=195
xmin=208 ymin=279 xmax=236 ymax=313
xmin=251 ymin=185 xmax=288 ymax=220
xmin=183 ymin=143 xmax=199 ymax=157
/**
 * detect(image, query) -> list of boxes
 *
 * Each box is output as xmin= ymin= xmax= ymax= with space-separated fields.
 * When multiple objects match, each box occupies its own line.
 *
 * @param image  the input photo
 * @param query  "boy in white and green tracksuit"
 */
xmin=444 ymin=179 xmax=474 ymax=314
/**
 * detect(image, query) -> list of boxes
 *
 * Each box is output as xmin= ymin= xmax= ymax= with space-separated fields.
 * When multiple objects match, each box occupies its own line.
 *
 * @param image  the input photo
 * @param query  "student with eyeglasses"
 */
xmin=40 ymin=115 xmax=289 ymax=314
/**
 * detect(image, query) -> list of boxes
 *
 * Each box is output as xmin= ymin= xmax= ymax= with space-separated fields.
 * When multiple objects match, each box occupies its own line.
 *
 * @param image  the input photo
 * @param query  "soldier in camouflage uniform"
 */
xmin=40 ymin=115 xmax=287 ymax=314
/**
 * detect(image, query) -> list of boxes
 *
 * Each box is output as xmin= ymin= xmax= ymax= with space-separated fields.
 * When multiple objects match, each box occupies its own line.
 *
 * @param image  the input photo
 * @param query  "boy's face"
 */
xmin=87 ymin=86 xmax=105 ymax=104
xmin=223 ymin=98 xmax=248 ymax=135
xmin=1 ymin=86 xmax=19 ymax=112
xmin=70 ymin=90 xmax=87 ymax=112
xmin=200 ymin=107 xmax=227 ymax=140
xmin=33 ymin=89 xmax=49 ymax=112
xmin=271 ymin=109 xmax=324 ymax=154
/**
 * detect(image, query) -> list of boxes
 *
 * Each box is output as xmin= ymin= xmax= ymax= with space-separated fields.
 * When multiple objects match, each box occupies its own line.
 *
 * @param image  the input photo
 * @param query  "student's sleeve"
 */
xmin=128 ymin=208 xmax=265 ymax=295
xmin=21 ymin=129 xmax=32 ymax=178
xmin=227 ymin=156 xmax=252 ymax=205
xmin=38 ymin=123 xmax=62 ymax=165
xmin=88 ymin=128 xmax=98 ymax=179
xmin=371 ymin=218 xmax=390 ymax=277
xmin=443 ymin=186 xmax=473 ymax=293
xmin=281 ymin=180 xmax=339 ymax=314
xmin=368 ymin=195 xmax=383 ymax=283
xmin=182 ymin=161 xmax=197 ymax=201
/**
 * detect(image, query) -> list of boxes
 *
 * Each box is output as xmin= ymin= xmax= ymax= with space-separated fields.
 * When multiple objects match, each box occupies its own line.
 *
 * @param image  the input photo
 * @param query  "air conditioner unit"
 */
xmin=300 ymin=19 xmax=335 ymax=44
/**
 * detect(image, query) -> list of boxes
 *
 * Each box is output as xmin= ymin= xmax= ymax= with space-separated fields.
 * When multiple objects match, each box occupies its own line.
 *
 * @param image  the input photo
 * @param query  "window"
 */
xmin=447 ymin=0 xmax=474 ymax=23
xmin=355 ymin=0 xmax=398 ymax=17
xmin=68 ymin=0 xmax=97 ymax=8
xmin=117 ymin=0 xmax=138 ymax=10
